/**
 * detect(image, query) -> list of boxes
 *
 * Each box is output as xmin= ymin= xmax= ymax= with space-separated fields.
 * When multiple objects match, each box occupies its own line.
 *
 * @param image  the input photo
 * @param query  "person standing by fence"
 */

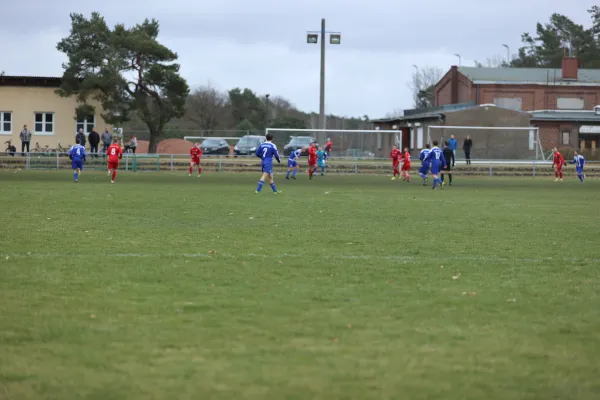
xmin=463 ymin=136 xmax=472 ymax=165
xmin=448 ymin=134 xmax=458 ymax=162
xmin=76 ymin=129 xmax=86 ymax=149
xmin=88 ymin=127 xmax=100 ymax=157
xmin=101 ymin=128 xmax=112 ymax=155
xmin=19 ymin=125 xmax=31 ymax=155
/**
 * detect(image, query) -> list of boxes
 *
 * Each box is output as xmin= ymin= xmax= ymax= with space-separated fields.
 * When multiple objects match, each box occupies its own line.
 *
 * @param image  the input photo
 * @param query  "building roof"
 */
xmin=372 ymin=102 xmax=474 ymax=124
xmin=458 ymin=66 xmax=600 ymax=85
xmin=530 ymin=111 xmax=600 ymax=122
xmin=0 ymin=76 xmax=63 ymax=87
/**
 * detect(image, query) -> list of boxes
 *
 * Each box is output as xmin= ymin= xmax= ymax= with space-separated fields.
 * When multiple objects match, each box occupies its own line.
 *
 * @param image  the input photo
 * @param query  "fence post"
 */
xmin=56 ymin=152 xmax=59 ymax=170
xmin=354 ymin=157 xmax=358 ymax=174
xmin=219 ymin=156 xmax=222 ymax=172
xmin=532 ymin=159 xmax=536 ymax=178
xmin=26 ymin=153 xmax=30 ymax=169
xmin=125 ymin=153 xmax=129 ymax=171
xmin=489 ymin=160 xmax=492 ymax=177
xmin=170 ymin=154 xmax=174 ymax=172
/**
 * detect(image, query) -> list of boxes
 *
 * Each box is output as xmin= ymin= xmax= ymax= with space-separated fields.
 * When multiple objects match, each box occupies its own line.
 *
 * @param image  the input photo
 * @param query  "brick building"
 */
xmin=434 ymin=56 xmax=600 ymax=151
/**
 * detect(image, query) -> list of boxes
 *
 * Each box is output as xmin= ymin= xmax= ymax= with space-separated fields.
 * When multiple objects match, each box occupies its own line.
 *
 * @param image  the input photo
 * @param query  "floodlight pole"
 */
xmin=319 ymin=18 xmax=326 ymax=131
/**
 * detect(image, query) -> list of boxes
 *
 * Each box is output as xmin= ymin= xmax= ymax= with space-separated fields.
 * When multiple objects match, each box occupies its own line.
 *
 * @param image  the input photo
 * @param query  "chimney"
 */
xmin=562 ymin=49 xmax=578 ymax=80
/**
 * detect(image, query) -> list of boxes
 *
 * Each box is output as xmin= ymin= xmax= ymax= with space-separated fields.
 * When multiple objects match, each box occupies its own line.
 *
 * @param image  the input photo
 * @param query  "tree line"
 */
xmin=55 ymin=12 xmax=370 ymax=153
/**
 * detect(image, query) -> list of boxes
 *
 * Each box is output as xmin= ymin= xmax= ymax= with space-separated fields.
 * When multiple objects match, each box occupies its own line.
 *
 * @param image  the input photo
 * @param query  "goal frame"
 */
xmin=427 ymin=125 xmax=545 ymax=160
xmin=265 ymin=127 xmax=404 ymax=154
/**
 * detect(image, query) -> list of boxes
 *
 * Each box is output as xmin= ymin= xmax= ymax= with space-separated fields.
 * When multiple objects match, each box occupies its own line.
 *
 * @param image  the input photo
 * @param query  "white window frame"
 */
xmin=377 ymin=133 xmax=382 ymax=149
xmin=417 ymin=127 xmax=424 ymax=148
xmin=34 ymin=112 xmax=55 ymax=136
xmin=494 ymin=97 xmax=523 ymax=111
xmin=562 ymin=131 xmax=570 ymax=145
xmin=76 ymin=115 xmax=96 ymax=134
xmin=0 ymin=111 xmax=12 ymax=135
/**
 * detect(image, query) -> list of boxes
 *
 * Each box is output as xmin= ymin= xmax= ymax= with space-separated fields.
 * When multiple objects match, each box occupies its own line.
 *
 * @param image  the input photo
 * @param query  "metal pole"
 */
xmin=319 ymin=18 xmax=326 ymax=131
xmin=265 ymin=94 xmax=270 ymax=128
xmin=502 ymin=44 xmax=509 ymax=65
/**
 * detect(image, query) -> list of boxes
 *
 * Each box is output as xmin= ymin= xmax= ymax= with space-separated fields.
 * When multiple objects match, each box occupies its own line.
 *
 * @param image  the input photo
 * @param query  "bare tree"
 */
xmin=264 ymin=95 xmax=297 ymax=120
xmin=407 ymin=66 xmax=443 ymax=108
xmin=384 ymin=108 xmax=404 ymax=118
xmin=186 ymin=85 xmax=230 ymax=133
xmin=0 ymin=71 xmax=4 ymax=76
xmin=474 ymin=54 xmax=508 ymax=68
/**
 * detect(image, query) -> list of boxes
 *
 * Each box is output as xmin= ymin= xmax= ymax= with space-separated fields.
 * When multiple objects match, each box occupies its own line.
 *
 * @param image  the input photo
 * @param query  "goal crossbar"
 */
xmin=265 ymin=128 xmax=400 ymax=133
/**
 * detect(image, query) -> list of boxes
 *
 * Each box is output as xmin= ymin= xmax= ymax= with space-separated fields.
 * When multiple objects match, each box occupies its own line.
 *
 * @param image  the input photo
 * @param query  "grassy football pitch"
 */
xmin=1 ymin=170 xmax=599 ymax=400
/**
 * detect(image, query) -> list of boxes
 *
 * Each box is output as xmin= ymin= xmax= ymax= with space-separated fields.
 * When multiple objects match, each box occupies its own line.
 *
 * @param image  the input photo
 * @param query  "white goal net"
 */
xmin=427 ymin=125 xmax=545 ymax=161
xmin=264 ymin=128 xmax=405 ymax=159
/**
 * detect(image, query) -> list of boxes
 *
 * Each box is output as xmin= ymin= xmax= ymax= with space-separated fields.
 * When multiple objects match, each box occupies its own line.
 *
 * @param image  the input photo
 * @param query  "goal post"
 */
xmin=427 ymin=125 xmax=545 ymax=161
xmin=264 ymin=128 xmax=404 ymax=158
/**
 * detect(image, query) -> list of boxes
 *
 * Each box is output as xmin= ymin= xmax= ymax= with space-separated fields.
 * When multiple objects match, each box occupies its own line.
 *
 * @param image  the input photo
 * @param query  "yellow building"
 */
xmin=0 ymin=76 xmax=110 ymax=152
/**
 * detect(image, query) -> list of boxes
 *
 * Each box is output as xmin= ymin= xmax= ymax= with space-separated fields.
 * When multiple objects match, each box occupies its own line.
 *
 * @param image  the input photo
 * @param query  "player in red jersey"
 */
xmin=189 ymin=143 xmax=202 ymax=177
xmin=307 ymin=143 xmax=318 ymax=179
xmin=106 ymin=138 xmax=123 ymax=183
xmin=324 ymin=138 xmax=333 ymax=166
xmin=401 ymin=147 xmax=411 ymax=182
xmin=552 ymin=147 xmax=565 ymax=181
xmin=389 ymin=145 xmax=401 ymax=180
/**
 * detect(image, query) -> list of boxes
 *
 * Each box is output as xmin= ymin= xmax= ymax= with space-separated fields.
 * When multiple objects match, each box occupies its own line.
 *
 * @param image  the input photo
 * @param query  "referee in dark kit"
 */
xmin=441 ymin=140 xmax=455 ymax=186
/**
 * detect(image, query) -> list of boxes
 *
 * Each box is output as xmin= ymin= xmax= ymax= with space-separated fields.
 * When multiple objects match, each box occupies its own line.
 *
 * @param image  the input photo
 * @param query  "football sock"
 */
xmin=292 ymin=169 xmax=297 ymax=177
xmin=441 ymin=174 xmax=444 ymax=182
xmin=74 ymin=171 xmax=78 ymax=181
xmin=256 ymin=180 xmax=264 ymax=192
xmin=578 ymin=174 xmax=584 ymax=182
xmin=189 ymin=166 xmax=192 ymax=174
xmin=270 ymin=183 xmax=277 ymax=192
xmin=286 ymin=170 xmax=290 ymax=178
xmin=559 ymin=171 xmax=563 ymax=178
xmin=321 ymin=166 xmax=325 ymax=174
xmin=112 ymin=170 xmax=117 ymax=181
xmin=449 ymin=174 xmax=452 ymax=183
xmin=555 ymin=171 xmax=558 ymax=177
xmin=436 ymin=178 xmax=443 ymax=185
xmin=198 ymin=167 xmax=202 ymax=174
xmin=432 ymin=179 xmax=437 ymax=188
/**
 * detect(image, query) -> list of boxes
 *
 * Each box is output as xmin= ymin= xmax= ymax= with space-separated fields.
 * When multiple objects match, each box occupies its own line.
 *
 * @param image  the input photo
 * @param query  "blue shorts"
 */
xmin=288 ymin=160 xmax=297 ymax=168
xmin=576 ymin=166 xmax=583 ymax=174
xmin=72 ymin=159 xmax=84 ymax=170
xmin=418 ymin=164 xmax=430 ymax=174
xmin=261 ymin=161 xmax=273 ymax=174
xmin=318 ymin=161 xmax=325 ymax=167
xmin=430 ymin=162 xmax=441 ymax=175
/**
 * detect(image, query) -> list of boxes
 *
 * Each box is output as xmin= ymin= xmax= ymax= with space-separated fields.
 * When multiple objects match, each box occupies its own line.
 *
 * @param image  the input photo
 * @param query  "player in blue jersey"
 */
xmin=568 ymin=151 xmax=586 ymax=182
xmin=316 ymin=145 xmax=326 ymax=175
xmin=418 ymin=144 xmax=431 ymax=186
xmin=68 ymin=139 xmax=87 ymax=183
xmin=286 ymin=147 xmax=305 ymax=180
xmin=255 ymin=133 xmax=281 ymax=193
xmin=424 ymin=140 xmax=447 ymax=189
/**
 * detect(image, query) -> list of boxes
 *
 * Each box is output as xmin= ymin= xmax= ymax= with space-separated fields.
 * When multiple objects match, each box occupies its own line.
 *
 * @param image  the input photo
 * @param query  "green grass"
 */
xmin=1 ymin=170 xmax=599 ymax=400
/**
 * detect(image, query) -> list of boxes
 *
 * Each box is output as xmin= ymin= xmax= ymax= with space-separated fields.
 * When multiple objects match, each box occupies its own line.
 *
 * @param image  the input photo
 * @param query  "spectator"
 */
xmin=130 ymin=135 xmax=137 ymax=154
xmin=88 ymin=127 xmax=100 ymax=157
xmin=101 ymin=128 xmax=112 ymax=155
xmin=463 ymin=135 xmax=473 ymax=165
xmin=76 ymin=128 xmax=86 ymax=149
xmin=19 ymin=125 xmax=32 ymax=155
xmin=448 ymin=134 xmax=458 ymax=164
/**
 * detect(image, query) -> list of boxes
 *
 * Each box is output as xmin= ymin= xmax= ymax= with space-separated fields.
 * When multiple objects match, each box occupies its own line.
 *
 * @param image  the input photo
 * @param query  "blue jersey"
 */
xmin=288 ymin=149 xmax=301 ymax=162
xmin=256 ymin=142 xmax=280 ymax=163
xmin=419 ymin=148 xmax=430 ymax=165
xmin=569 ymin=155 xmax=585 ymax=168
xmin=69 ymin=144 xmax=86 ymax=161
xmin=317 ymin=150 xmax=325 ymax=162
xmin=425 ymin=147 xmax=446 ymax=166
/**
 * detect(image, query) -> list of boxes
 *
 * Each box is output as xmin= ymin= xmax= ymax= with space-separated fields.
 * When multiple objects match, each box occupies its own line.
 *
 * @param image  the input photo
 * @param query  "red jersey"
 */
xmin=308 ymin=146 xmax=317 ymax=161
xmin=553 ymin=151 xmax=565 ymax=167
xmin=325 ymin=141 xmax=332 ymax=152
xmin=107 ymin=144 xmax=123 ymax=163
xmin=190 ymin=147 xmax=202 ymax=158
xmin=390 ymin=149 xmax=401 ymax=163
xmin=402 ymin=151 xmax=411 ymax=165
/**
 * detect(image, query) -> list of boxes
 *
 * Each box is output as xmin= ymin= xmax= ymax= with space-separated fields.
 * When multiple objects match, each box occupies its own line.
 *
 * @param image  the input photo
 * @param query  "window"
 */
xmin=557 ymin=97 xmax=584 ymax=110
xmin=494 ymin=97 xmax=522 ymax=110
xmin=562 ymin=131 xmax=570 ymax=145
xmin=76 ymin=115 xmax=95 ymax=134
xmin=34 ymin=112 xmax=54 ymax=135
xmin=0 ymin=112 xmax=11 ymax=134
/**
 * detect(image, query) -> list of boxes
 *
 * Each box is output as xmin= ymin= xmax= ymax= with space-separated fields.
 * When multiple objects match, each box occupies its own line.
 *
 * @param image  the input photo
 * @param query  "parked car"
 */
xmin=201 ymin=138 xmax=230 ymax=155
xmin=283 ymin=136 xmax=316 ymax=156
xmin=234 ymin=135 xmax=265 ymax=156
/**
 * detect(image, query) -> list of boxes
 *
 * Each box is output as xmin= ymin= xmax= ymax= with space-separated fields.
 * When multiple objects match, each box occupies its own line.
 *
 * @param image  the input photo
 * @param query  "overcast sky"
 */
xmin=0 ymin=0 xmax=593 ymax=118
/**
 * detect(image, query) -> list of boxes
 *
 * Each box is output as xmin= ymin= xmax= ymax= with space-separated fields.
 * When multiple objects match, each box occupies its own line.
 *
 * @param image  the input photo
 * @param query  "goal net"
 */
xmin=427 ymin=125 xmax=545 ymax=161
xmin=264 ymin=128 xmax=404 ymax=159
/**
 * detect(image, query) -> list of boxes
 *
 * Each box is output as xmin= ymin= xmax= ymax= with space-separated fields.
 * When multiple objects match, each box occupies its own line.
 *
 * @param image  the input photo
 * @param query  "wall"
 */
xmin=434 ymin=69 xmax=473 ymax=106
xmin=478 ymin=84 xmax=600 ymax=111
xmin=429 ymin=106 xmax=534 ymax=159
xmin=533 ymin=121 xmax=580 ymax=151
xmin=0 ymin=86 xmax=108 ymax=149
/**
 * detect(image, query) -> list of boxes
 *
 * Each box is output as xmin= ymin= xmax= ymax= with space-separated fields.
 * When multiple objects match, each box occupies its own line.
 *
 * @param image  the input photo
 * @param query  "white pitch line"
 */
xmin=2 ymin=252 xmax=598 ymax=264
